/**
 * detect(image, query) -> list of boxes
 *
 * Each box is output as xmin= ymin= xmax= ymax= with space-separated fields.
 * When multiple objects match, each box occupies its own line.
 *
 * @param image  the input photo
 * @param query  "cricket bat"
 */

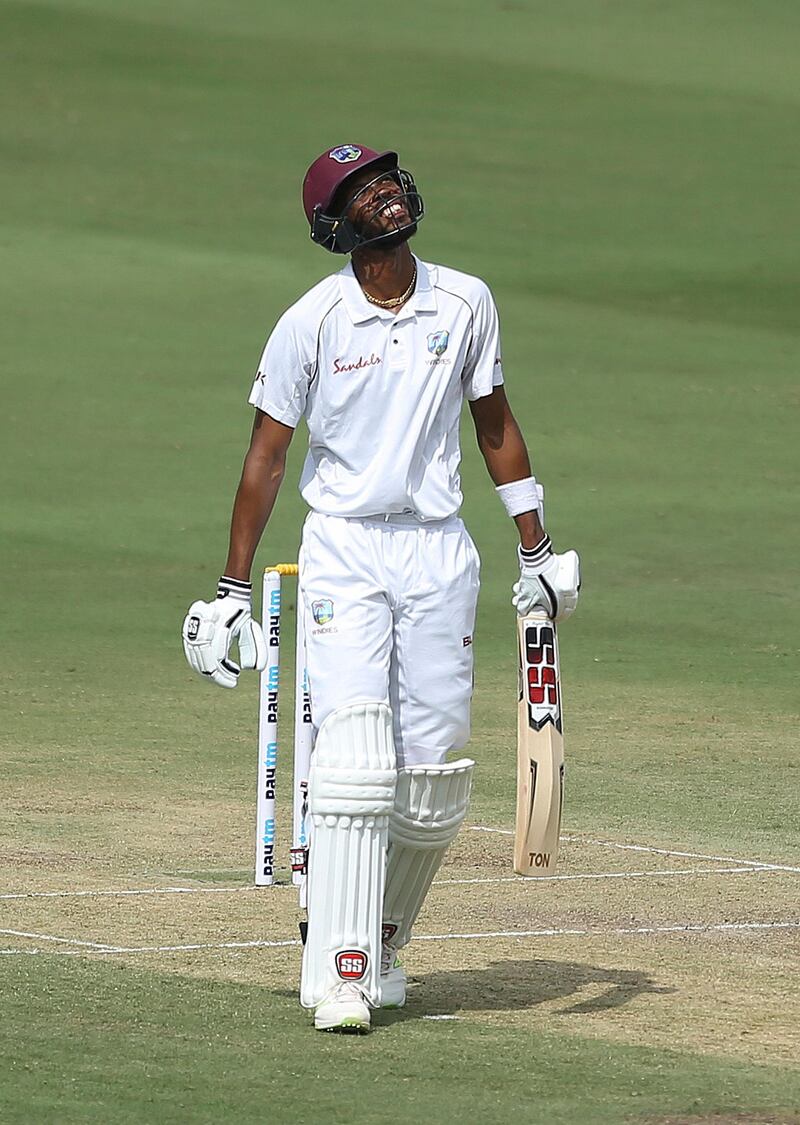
xmin=514 ymin=610 xmax=565 ymax=876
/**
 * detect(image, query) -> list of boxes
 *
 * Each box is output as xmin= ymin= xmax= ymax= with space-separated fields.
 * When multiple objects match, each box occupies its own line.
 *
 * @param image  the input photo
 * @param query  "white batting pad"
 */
xmin=382 ymin=759 xmax=474 ymax=953
xmin=300 ymin=702 xmax=396 ymax=1009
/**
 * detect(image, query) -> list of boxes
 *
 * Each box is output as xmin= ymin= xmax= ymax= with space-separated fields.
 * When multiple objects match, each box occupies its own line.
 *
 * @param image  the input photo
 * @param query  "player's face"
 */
xmin=341 ymin=169 xmax=415 ymax=245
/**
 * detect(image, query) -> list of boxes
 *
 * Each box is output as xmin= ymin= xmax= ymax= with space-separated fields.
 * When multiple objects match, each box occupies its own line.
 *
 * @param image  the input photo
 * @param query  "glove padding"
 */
xmin=182 ymin=576 xmax=267 ymax=688
xmin=513 ymin=536 xmax=581 ymax=622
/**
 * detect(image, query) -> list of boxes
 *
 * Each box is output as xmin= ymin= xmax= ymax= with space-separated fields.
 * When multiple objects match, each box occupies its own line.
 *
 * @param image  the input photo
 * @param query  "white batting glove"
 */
xmin=513 ymin=536 xmax=581 ymax=622
xmin=182 ymin=576 xmax=267 ymax=689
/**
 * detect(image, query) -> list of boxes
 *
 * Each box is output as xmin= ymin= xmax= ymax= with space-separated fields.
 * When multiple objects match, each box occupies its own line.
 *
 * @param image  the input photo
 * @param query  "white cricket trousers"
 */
xmin=299 ymin=512 xmax=480 ymax=767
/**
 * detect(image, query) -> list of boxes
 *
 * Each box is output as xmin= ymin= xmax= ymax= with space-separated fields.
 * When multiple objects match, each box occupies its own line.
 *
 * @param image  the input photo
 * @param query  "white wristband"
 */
xmin=495 ymin=477 xmax=544 ymax=519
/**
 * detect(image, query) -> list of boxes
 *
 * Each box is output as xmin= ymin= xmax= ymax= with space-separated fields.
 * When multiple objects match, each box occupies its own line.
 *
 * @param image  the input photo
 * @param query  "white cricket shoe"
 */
xmin=313 ymin=983 xmax=371 ymax=1034
xmin=380 ymin=945 xmax=407 ymax=1009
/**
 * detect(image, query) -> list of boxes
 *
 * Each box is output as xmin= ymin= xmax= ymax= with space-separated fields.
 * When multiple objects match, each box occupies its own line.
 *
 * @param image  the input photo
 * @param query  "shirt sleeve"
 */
xmin=462 ymin=282 xmax=504 ymax=401
xmin=247 ymin=309 xmax=314 ymax=427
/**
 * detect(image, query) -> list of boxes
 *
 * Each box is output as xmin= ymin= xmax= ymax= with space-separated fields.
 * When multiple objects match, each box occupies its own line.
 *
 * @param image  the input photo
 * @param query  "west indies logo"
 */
xmin=427 ymin=329 xmax=449 ymax=357
xmin=311 ymin=598 xmax=334 ymax=625
xmin=329 ymin=145 xmax=361 ymax=163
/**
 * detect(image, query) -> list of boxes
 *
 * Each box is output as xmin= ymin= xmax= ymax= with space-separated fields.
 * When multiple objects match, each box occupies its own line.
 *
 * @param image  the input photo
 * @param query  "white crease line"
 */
xmin=0 ymin=948 xmax=58 ymax=956
xmin=435 ymin=866 xmax=762 ymax=886
xmin=409 ymin=922 xmax=800 ymax=940
xmin=1 ymin=937 xmax=301 ymax=957
xmin=172 ymin=870 xmax=252 ymax=876
xmin=79 ymin=937 xmax=301 ymax=955
xmin=0 ymin=927 xmax=120 ymax=951
xmin=0 ymin=867 xmax=765 ymax=901
xmin=564 ymin=837 xmax=800 ymax=875
xmin=469 ymin=827 xmax=800 ymax=874
xmin=3 ymin=839 xmax=797 ymax=903
xmin=0 ymin=920 xmax=797 ymax=958
xmin=0 ymin=885 xmax=262 ymax=902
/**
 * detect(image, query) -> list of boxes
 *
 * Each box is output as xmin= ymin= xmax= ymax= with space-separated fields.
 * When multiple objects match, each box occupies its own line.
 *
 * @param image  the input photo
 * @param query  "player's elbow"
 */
xmin=477 ymin=426 xmax=505 ymax=454
xmin=242 ymin=445 xmax=287 ymax=487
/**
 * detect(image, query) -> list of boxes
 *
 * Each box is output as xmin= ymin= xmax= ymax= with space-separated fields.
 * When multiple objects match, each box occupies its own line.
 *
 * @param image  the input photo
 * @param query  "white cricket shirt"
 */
xmin=248 ymin=256 xmax=504 ymax=520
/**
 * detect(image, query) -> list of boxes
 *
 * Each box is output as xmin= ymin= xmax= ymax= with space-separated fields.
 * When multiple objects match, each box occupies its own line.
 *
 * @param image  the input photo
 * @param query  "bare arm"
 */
xmin=469 ymin=385 xmax=545 ymax=550
xmin=223 ymin=409 xmax=295 ymax=581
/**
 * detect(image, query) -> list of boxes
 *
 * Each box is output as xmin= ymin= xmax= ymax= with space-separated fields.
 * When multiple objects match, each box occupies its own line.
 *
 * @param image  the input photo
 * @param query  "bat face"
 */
xmin=515 ymin=611 xmax=565 ymax=876
xmin=520 ymin=616 xmax=562 ymax=734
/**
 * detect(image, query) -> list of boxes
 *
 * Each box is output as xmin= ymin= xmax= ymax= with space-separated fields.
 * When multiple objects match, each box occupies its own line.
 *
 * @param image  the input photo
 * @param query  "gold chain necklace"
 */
xmin=362 ymin=264 xmax=417 ymax=309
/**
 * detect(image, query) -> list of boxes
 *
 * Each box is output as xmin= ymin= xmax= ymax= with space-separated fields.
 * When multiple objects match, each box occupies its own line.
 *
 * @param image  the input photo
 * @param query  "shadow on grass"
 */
xmin=374 ymin=957 xmax=675 ymax=1028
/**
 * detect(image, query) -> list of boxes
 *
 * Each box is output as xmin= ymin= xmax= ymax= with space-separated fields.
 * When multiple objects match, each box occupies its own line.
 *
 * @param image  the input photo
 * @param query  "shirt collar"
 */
xmin=339 ymin=256 xmax=438 ymax=325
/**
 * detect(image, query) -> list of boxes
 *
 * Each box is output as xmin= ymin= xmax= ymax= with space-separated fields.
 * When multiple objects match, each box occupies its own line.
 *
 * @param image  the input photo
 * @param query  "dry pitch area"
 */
xmin=2 ymin=820 xmax=797 ymax=1065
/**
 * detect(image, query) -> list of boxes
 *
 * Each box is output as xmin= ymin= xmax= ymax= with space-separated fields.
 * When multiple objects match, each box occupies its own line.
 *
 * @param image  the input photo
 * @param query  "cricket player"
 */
xmin=182 ymin=144 xmax=580 ymax=1033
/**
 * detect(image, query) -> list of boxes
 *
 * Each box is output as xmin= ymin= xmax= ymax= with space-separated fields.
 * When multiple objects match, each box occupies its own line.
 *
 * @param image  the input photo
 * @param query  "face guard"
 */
xmin=302 ymin=145 xmax=425 ymax=254
xmin=313 ymin=168 xmax=424 ymax=254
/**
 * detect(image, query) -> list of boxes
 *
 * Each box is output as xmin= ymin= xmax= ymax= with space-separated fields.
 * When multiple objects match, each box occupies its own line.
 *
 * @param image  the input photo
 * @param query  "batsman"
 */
xmin=182 ymin=144 xmax=580 ymax=1032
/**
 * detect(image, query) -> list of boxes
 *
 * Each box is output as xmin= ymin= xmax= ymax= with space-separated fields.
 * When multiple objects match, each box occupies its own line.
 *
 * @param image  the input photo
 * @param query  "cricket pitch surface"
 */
xmin=2 ymin=826 xmax=797 ymax=1066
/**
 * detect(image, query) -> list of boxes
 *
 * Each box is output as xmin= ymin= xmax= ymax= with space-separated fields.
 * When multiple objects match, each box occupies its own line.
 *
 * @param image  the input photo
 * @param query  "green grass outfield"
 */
xmin=1 ymin=1 xmax=798 ymax=1122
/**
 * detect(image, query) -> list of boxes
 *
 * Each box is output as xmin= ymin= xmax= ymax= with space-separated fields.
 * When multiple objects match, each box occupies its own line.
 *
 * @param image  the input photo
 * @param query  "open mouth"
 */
xmin=377 ymin=199 xmax=409 ymax=224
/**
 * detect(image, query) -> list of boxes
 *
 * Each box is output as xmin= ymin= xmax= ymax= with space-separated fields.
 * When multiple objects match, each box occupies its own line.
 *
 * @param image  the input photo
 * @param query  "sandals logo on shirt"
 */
xmin=311 ymin=598 xmax=334 ymax=625
xmin=333 ymin=353 xmax=382 ymax=374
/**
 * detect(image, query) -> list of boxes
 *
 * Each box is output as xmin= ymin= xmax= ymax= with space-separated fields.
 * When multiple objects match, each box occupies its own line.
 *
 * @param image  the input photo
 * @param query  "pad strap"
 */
xmin=309 ymin=767 xmax=396 ymax=817
xmin=389 ymin=760 xmax=474 ymax=848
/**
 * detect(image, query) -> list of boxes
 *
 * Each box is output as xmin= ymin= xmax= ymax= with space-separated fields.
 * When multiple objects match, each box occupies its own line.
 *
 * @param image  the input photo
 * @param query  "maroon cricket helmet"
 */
xmin=301 ymin=144 xmax=424 ymax=254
